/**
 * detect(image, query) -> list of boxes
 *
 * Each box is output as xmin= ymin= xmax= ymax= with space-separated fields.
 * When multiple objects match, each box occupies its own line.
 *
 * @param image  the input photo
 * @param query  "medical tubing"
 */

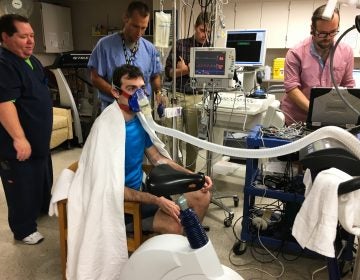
xmin=177 ymin=195 xmax=209 ymax=249
xmin=143 ymin=114 xmax=360 ymax=160
xmin=330 ymin=25 xmax=360 ymax=116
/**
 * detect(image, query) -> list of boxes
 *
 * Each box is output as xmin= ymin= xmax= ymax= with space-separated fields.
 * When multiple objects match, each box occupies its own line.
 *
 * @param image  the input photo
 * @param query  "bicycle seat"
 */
xmin=145 ymin=164 xmax=205 ymax=196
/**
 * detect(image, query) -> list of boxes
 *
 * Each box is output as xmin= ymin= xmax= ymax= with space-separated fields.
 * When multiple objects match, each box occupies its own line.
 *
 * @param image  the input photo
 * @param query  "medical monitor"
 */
xmin=189 ymin=47 xmax=235 ymax=89
xmin=189 ymin=47 xmax=235 ymax=79
xmin=226 ymin=29 xmax=267 ymax=67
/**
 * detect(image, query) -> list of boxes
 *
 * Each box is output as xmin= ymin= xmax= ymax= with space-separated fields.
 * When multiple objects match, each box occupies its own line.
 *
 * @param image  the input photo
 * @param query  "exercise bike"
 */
xmin=119 ymin=164 xmax=244 ymax=280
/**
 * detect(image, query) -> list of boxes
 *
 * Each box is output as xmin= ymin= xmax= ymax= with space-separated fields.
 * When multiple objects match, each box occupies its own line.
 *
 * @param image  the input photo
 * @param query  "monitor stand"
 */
xmin=242 ymin=67 xmax=258 ymax=94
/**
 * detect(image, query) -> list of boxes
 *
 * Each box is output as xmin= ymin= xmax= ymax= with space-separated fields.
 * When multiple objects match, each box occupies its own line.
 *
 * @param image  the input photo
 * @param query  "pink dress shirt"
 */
xmin=281 ymin=36 xmax=355 ymax=125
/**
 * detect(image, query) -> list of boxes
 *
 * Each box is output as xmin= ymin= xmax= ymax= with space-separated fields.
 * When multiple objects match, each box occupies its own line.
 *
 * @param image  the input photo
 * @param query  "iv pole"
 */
xmin=168 ymin=2 xmax=237 ymax=226
xmin=205 ymin=2 xmax=237 ymax=226
xmin=171 ymin=0 xmax=178 ymax=159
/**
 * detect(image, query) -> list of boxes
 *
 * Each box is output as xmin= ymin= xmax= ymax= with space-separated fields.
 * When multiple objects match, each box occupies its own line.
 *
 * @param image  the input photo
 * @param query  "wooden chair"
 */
xmin=57 ymin=161 xmax=147 ymax=280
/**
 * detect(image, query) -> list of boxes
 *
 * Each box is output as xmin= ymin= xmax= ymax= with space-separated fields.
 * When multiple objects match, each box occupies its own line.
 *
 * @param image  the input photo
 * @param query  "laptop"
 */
xmin=306 ymin=87 xmax=360 ymax=130
xmin=353 ymin=69 xmax=360 ymax=87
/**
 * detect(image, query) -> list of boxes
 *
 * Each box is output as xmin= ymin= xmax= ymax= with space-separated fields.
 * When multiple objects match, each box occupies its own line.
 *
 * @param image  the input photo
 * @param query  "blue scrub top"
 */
xmin=88 ymin=33 xmax=162 ymax=103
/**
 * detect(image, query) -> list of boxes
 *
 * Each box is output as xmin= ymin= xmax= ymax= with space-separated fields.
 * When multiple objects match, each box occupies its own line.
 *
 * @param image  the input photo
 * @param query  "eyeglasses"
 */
xmin=314 ymin=29 xmax=339 ymax=38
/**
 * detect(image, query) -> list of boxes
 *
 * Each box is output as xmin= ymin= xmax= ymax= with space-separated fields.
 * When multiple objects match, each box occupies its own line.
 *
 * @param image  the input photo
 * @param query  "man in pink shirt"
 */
xmin=281 ymin=4 xmax=355 ymax=125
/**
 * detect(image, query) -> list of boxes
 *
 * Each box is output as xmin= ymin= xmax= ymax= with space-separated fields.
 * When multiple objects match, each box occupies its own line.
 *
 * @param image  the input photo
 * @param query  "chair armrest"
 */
xmin=53 ymin=107 xmax=73 ymax=140
xmin=53 ymin=107 xmax=71 ymax=117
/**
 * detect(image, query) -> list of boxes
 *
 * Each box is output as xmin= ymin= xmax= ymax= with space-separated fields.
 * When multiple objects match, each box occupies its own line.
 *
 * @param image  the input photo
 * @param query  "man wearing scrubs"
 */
xmin=0 ymin=14 xmax=53 ymax=245
xmin=88 ymin=1 xmax=162 ymax=112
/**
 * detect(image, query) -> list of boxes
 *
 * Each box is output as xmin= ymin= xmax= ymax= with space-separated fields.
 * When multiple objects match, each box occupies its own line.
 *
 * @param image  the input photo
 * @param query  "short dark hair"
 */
xmin=126 ymin=1 xmax=150 ymax=18
xmin=0 ymin=14 xmax=29 ymax=42
xmin=311 ymin=4 xmax=340 ymax=29
xmin=112 ymin=64 xmax=145 ymax=89
xmin=195 ymin=11 xmax=210 ymax=27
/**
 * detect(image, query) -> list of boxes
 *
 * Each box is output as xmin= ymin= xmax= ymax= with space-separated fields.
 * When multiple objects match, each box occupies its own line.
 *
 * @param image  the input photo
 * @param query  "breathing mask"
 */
xmin=112 ymin=83 xmax=149 ymax=112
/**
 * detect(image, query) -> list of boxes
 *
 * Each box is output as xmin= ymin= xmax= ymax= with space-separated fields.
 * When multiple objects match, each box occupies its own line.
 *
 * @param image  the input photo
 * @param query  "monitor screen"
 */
xmin=189 ymin=47 xmax=235 ymax=80
xmin=353 ymin=69 xmax=360 ymax=87
xmin=194 ymin=50 xmax=226 ymax=76
xmin=226 ymin=29 xmax=267 ymax=67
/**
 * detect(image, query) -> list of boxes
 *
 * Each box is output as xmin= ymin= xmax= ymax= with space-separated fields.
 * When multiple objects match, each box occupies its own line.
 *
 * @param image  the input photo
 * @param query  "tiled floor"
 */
xmin=0 ymin=147 xmax=354 ymax=279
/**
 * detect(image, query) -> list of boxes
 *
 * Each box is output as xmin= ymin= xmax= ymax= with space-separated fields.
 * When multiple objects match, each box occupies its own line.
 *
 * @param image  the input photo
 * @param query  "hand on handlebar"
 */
xmin=158 ymin=196 xmax=181 ymax=223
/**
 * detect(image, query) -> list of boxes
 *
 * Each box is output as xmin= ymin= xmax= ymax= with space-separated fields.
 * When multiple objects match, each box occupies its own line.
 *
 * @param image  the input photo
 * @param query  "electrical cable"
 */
xmin=228 ymin=167 xmax=305 ymax=277
xmin=235 ymin=228 xmax=285 ymax=278
xmin=225 ymin=131 xmax=247 ymax=151
xmin=277 ymin=107 xmax=302 ymax=126
xmin=311 ymin=242 xmax=347 ymax=280
xmin=185 ymin=0 xmax=196 ymax=39
xmin=260 ymin=123 xmax=304 ymax=140
xmin=280 ymin=247 xmax=304 ymax=261
xmin=249 ymin=237 xmax=281 ymax=263
xmin=231 ymin=215 xmax=243 ymax=241
xmin=246 ymin=194 xmax=305 ymax=263
xmin=198 ymin=0 xmax=213 ymax=9
xmin=228 ymin=245 xmax=254 ymax=267
xmin=228 ymin=213 xmax=284 ymax=276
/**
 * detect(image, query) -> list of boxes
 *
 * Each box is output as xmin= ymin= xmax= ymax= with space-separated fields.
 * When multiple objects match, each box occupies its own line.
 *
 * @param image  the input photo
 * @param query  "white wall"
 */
xmin=34 ymin=53 xmax=57 ymax=66
xmin=2 ymin=0 xmax=359 ymax=68
xmin=66 ymin=0 xmax=152 ymax=50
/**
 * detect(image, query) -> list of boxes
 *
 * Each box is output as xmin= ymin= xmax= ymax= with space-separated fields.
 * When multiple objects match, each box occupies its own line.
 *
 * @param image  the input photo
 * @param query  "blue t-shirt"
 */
xmin=88 ymin=33 xmax=162 ymax=103
xmin=125 ymin=116 xmax=153 ymax=190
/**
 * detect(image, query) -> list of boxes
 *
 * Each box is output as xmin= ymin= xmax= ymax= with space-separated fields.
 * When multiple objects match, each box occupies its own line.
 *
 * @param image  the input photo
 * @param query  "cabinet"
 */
xmin=218 ymin=0 xmax=360 ymax=56
xmin=241 ymin=126 xmax=305 ymax=252
xmin=235 ymin=1 xmax=262 ymax=29
xmin=260 ymin=1 xmax=289 ymax=48
xmin=215 ymin=1 xmax=262 ymax=48
xmin=30 ymin=2 xmax=73 ymax=53
xmin=339 ymin=5 xmax=360 ymax=58
xmin=286 ymin=1 xmax=314 ymax=48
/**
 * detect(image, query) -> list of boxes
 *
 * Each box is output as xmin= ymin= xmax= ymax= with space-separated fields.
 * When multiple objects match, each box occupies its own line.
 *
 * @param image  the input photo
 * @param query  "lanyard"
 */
xmin=121 ymin=34 xmax=139 ymax=65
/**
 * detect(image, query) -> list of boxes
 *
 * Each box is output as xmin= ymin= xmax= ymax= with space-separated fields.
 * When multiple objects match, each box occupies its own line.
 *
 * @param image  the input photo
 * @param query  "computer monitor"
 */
xmin=225 ymin=29 xmax=267 ymax=67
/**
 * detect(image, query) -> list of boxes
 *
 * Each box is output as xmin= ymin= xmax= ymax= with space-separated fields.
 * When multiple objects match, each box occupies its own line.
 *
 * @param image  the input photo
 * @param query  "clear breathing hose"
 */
xmin=146 ymin=115 xmax=360 ymax=158
xmin=137 ymin=101 xmax=360 ymax=160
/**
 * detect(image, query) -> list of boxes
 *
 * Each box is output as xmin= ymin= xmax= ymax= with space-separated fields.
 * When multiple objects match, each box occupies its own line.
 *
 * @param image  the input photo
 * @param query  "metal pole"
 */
xmin=353 ymin=237 xmax=360 ymax=280
xmin=171 ymin=0 xmax=178 ymax=160
xmin=211 ymin=0 xmax=218 ymax=47
xmin=206 ymin=1 xmax=218 ymax=175
xmin=206 ymin=82 xmax=215 ymax=176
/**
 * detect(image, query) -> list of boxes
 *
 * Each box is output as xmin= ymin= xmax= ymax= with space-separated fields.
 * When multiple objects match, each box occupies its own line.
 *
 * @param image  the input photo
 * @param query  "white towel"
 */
xmin=292 ymin=168 xmax=352 ymax=258
xmin=48 ymin=169 xmax=75 ymax=217
xmin=63 ymin=102 xmax=171 ymax=279
xmin=66 ymin=102 xmax=128 ymax=280
xmin=339 ymin=186 xmax=360 ymax=236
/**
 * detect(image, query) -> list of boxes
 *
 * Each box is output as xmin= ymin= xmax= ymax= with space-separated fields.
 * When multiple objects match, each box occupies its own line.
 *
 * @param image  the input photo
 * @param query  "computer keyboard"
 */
xmin=200 ymin=91 xmax=275 ymax=115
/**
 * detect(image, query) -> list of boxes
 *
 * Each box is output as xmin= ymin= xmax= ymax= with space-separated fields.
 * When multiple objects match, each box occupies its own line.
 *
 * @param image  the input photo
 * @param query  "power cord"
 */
xmin=234 ymin=228 xmax=285 ymax=278
xmin=260 ymin=123 xmax=304 ymax=140
xmin=311 ymin=242 xmax=346 ymax=280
